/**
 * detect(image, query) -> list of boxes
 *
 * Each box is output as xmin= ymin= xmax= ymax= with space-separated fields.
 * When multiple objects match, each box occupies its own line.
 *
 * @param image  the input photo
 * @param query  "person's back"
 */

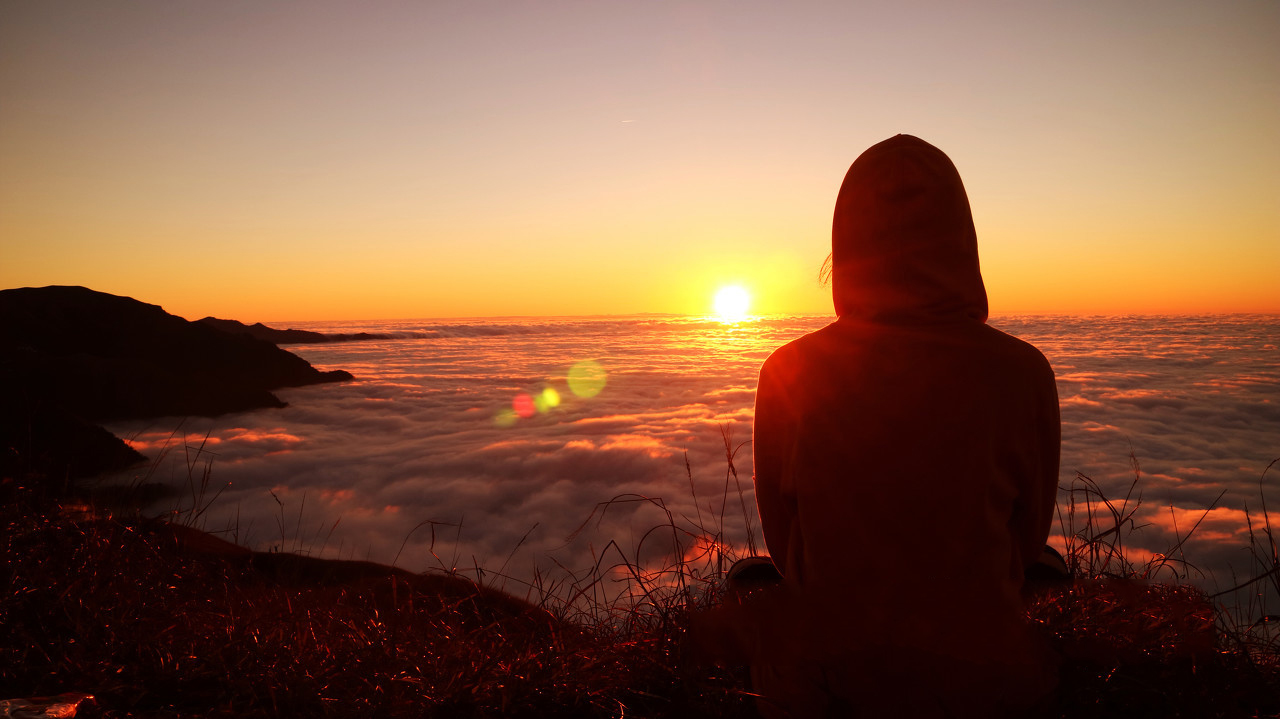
xmin=750 ymin=135 xmax=1060 ymax=717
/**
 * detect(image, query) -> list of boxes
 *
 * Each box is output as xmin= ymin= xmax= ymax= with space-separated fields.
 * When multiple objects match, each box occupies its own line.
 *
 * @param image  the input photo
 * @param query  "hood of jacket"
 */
xmin=831 ymin=134 xmax=988 ymax=323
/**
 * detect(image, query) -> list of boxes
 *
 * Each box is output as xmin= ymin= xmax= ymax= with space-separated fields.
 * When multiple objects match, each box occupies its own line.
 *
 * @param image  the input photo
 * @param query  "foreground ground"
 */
xmin=2 ymin=475 xmax=1278 ymax=718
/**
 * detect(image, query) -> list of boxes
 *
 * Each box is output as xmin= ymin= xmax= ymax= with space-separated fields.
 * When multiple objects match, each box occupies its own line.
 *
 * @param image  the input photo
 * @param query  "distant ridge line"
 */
xmin=198 ymin=316 xmax=395 ymax=345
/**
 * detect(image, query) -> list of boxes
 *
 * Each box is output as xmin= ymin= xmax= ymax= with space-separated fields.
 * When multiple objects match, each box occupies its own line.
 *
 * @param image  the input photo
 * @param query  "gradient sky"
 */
xmin=2 ymin=1 xmax=1277 ymax=321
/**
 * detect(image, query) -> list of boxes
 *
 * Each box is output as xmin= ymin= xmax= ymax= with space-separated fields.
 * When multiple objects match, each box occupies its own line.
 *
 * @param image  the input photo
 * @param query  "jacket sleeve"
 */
xmin=753 ymin=355 xmax=798 ymax=577
xmin=1014 ymin=362 xmax=1061 ymax=572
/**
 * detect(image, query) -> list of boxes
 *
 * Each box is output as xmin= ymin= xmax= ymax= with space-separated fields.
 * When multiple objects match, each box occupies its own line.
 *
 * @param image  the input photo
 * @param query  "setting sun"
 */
xmin=713 ymin=286 xmax=751 ymax=323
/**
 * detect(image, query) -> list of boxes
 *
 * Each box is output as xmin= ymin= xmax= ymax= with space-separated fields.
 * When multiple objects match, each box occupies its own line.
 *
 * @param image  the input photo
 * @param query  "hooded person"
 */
xmin=747 ymin=135 xmax=1061 ymax=717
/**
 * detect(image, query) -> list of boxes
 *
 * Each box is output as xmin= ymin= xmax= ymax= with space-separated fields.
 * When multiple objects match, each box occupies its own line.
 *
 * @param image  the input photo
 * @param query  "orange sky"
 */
xmin=2 ymin=1 xmax=1277 ymax=321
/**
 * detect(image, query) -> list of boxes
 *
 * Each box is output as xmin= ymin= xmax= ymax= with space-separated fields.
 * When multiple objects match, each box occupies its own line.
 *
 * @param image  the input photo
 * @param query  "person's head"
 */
xmin=826 ymin=135 xmax=988 ymax=324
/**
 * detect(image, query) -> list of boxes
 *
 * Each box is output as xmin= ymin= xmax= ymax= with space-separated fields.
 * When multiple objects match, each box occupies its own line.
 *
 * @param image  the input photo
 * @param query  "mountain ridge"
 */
xmin=0 ymin=285 xmax=354 ymax=480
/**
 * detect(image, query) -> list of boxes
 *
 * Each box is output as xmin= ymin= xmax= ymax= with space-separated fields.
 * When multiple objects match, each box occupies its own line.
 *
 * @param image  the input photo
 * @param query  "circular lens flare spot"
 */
xmin=541 ymin=386 xmax=561 ymax=409
xmin=568 ymin=361 xmax=607 ymax=398
xmin=714 ymin=286 xmax=750 ymax=323
xmin=513 ymin=393 xmax=536 ymax=418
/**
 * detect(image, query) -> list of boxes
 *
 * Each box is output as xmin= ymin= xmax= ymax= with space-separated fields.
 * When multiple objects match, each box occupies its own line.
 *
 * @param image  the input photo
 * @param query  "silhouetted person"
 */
xmin=748 ymin=135 xmax=1061 ymax=717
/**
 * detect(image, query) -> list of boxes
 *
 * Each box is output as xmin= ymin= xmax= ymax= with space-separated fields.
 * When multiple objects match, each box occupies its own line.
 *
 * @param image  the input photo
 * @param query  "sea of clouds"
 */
xmin=105 ymin=314 xmax=1280 ymax=616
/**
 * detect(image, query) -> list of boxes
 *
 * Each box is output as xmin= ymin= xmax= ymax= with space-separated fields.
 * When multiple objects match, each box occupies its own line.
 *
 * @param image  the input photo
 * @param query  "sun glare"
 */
xmin=713 ymin=286 xmax=751 ymax=323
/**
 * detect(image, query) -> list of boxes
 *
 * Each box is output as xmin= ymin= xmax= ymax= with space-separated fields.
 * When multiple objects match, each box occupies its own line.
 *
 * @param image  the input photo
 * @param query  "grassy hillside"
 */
xmin=2 ymin=461 xmax=1277 ymax=718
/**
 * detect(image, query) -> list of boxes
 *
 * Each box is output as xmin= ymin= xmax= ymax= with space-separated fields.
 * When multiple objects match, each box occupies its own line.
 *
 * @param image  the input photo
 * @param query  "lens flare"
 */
xmin=568 ymin=360 xmax=607 ymax=398
xmin=540 ymin=386 xmax=561 ymax=409
xmin=498 ymin=365 xmax=601 ymax=426
xmin=513 ymin=393 xmax=536 ymax=418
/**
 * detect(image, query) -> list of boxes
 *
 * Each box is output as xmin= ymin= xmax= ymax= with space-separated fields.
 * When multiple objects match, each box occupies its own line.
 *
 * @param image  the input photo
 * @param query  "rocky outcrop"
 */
xmin=198 ymin=317 xmax=392 ymax=344
xmin=0 ymin=285 xmax=354 ymax=480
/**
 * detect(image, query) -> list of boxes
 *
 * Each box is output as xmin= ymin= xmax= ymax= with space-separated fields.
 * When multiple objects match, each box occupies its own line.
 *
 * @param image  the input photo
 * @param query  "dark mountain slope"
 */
xmin=0 ymin=285 xmax=352 ymax=479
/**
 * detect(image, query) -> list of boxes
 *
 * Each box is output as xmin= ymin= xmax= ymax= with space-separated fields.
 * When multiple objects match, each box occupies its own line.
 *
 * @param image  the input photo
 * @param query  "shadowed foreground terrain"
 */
xmin=1 ymin=478 xmax=748 ymax=718
xmin=2 ymin=466 xmax=1278 ymax=719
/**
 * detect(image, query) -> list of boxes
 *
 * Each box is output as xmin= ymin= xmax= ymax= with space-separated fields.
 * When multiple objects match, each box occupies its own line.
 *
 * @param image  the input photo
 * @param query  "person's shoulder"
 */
xmin=759 ymin=322 xmax=842 ymax=378
xmin=977 ymin=324 xmax=1055 ymax=373
xmin=763 ymin=321 xmax=845 ymax=361
xmin=760 ymin=336 xmax=802 ymax=375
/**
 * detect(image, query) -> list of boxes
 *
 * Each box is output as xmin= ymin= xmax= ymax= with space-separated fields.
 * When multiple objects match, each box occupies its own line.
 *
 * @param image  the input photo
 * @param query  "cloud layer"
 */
xmin=106 ymin=315 xmax=1280 ymax=612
